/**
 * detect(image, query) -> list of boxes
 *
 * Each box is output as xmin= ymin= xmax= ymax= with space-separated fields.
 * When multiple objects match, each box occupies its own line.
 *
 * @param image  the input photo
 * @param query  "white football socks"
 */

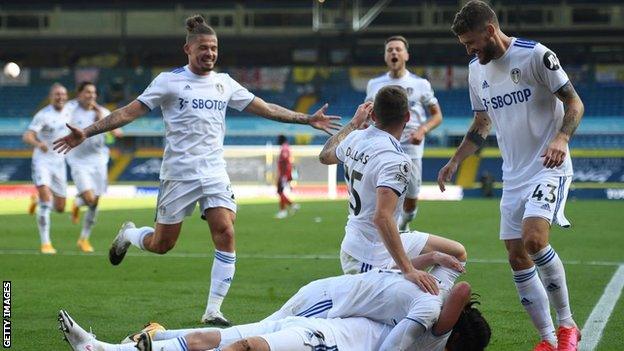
xmin=513 ymin=266 xmax=557 ymax=345
xmin=37 ymin=201 xmax=52 ymax=244
xmin=206 ymin=250 xmax=236 ymax=313
xmin=125 ymin=226 xmax=154 ymax=251
xmin=80 ymin=206 xmax=98 ymax=239
xmin=531 ymin=245 xmax=574 ymax=327
xmin=150 ymin=338 xmax=187 ymax=351
xmin=153 ymin=327 xmax=219 ymax=341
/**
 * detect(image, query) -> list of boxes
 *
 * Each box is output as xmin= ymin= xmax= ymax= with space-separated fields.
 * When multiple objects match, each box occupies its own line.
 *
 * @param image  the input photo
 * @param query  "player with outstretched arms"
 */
xmin=22 ymin=83 xmax=71 ymax=254
xmin=319 ymin=86 xmax=466 ymax=296
xmin=439 ymin=2 xmax=584 ymax=350
xmin=365 ymin=35 xmax=444 ymax=231
xmin=65 ymin=82 xmax=122 ymax=253
xmin=54 ymin=14 xmax=340 ymax=326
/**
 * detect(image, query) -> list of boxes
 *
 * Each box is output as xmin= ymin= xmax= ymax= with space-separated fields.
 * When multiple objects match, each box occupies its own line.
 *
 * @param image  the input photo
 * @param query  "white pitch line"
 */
xmin=0 ymin=249 xmax=622 ymax=267
xmin=579 ymin=265 xmax=624 ymax=351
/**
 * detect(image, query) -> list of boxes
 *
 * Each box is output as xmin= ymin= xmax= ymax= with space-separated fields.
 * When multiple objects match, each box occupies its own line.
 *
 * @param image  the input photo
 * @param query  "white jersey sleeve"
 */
xmin=137 ymin=73 xmax=171 ymax=110
xmin=414 ymin=330 xmax=451 ymax=351
xmin=375 ymin=153 xmax=411 ymax=196
xmin=468 ymin=66 xmax=486 ymax=112
xmin=531 ymin=44 xmax=569 ymax=93
xmin=419 ymin=80 xmax=439 ymax=107
xmin=27 ymin=110 xmax=46 ymax=133
xmin=226 ymin=74 xmax=255 ymax=111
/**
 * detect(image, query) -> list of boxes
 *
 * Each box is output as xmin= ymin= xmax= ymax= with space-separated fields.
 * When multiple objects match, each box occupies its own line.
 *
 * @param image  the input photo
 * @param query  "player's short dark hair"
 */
xmin=277 ymin=134 xmax=287 ymax=145
xmin=384 ymin=35 xmax=409 ymax=51
xmin=451 ymin=0 xmax=498 ymax=36
xmin=373 ymin=85 xmax=408 ymax=128
xmin=77 ymin=81 xmax=95 ymax=93
xmin=185 ymin=14 xmax=217 ymax=44
xmin=447 ymin=296 xmax=491 ymax=351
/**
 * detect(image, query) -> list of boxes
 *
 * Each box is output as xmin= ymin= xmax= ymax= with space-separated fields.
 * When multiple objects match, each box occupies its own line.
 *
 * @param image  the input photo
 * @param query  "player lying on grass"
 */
xmin=320 ymin=87 xmax=467 ymax=296
xmin=58 ymin=281 xmax=488 ymax=351
xmin=59 ymin=255 xmax=490 ymax=351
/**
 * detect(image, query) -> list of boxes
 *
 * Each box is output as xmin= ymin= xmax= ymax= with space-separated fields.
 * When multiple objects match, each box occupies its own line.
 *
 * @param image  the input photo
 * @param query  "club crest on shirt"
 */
xmin=216 ymin=83 xmax=224 ymax=94
xmin=511 ymin=68 xmax=521 ymax=84
xmin=406 ymin=87 xmax=414 ymax=96
xmin=399 ymin=161 xmax=410 ymax=175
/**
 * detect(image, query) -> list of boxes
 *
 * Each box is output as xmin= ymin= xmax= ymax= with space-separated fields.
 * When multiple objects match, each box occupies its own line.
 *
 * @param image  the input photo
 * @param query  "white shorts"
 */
xmin=405 ymin=157 xmax=422 ymax=199
xmin=340 ymin=231 xmax=430 ymax=274
xmin=219 ymin=316 xmax=387 ymax=351
xmin=70 ymin=162 xmax=108 ymax=196
xmin=218 ymin=317 xmax=336 ymax=351
xmin=32 ymin=161 xmax=67 ymax=197
xmin=500 ymin=174 xmax=572 ymax=240
xmin=155 ymin=177 xmax=236 ymax=225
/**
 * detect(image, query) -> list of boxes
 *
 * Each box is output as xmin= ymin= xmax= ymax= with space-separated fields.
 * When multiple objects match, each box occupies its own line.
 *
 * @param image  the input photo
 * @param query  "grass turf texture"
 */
xmin=1 ymin=198 xmax=623 ymax=350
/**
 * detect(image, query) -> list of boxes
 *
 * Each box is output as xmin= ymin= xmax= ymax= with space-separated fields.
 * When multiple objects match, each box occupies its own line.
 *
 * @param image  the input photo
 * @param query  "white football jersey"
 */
xmin=137 ymin=65 xmax=255 ymax=180
xmin=336 ymin=126 xmax=412 ymax=265
xmin=468 ymin=38 xmax=573 ymax=189
xmin=415 ymin=330 xmax=451 ymax=351
xmin=28 ymin=104 xmax=71 ymax=164
xmin=325 ymin=269 xmax=441 ymax=328
xmin=65 ymin=100 xmax=111 ymax=166
xmin=366 ymin=70 xmax=439 ymax=158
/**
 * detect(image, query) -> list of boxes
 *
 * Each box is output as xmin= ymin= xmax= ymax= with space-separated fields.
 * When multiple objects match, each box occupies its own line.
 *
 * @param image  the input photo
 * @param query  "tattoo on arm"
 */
xmin=84 ymin=108 xmax=131 ymax=138
xmin=263 ymin=103 xmax=309 ymax=125
xmin=465 ymin=113 xmax=491 ymax=148
xmin=554 ymin=81 xmax=584 ymax=138
xmin=319 ymin=123 xmax=357 ymax=163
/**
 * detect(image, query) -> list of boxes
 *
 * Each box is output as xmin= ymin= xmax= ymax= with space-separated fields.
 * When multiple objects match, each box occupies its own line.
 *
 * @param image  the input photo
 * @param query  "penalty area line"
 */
xmin=579 ymin=264 xmax=624 ymax=351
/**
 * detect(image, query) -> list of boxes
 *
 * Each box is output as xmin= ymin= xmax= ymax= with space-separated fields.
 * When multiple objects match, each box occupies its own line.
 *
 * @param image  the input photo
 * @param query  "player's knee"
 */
xmin=453 ymin=242 xmax=468 ymax=262
xmin=522 ymin=235 xmax=548 ymax=255
xmin=214 ymin=226 xmax=235 ymax=243
xmin=185 ymin=331 xmax=219 ymax=350
xmin=53 ymin=204 xmax=65 ymax=213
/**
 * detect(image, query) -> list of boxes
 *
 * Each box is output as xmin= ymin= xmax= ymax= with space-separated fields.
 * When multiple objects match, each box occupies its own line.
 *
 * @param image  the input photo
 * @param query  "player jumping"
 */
xmin=53 ymin=14 xmax=341 ymax=326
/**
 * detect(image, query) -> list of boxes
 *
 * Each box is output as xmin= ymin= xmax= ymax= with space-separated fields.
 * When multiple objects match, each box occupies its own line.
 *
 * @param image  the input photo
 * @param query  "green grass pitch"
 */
xmin=1 ymin=198 xmax=623 ymax=350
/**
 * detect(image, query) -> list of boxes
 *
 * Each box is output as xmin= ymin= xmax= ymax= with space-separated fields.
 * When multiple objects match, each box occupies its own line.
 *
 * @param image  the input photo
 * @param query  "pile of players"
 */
xmin=50 ymin=0 xmax=585 ymax=350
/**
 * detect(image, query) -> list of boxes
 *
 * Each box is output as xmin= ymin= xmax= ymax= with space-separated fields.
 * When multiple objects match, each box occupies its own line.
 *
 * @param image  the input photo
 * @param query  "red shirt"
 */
xmin=278 ymin=143 xmax=292 ymax=179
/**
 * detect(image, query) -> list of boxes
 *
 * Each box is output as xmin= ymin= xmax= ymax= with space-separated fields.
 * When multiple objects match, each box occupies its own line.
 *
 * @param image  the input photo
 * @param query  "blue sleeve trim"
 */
xmin=377 ymin=185 xmax=401 ymax=197
xmin=551 ymin=80 xmax=570 ymax=94
xmin=136 ymin=99 xmax=153 ymax=111
xmin=239 ymin=95 xmax=256 ymax=112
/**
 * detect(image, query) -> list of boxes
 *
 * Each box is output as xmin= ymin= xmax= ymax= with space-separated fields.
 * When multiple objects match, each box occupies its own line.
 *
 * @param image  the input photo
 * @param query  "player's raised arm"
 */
xmin=319 ymin=102 xmax=372 ymax=165
xmin=244 ymin=96 xmax=342 ymax=135
xmin=437 ymin=111 xmax=491 ymax=191
xmin=374 ymin=187 xmax=439 ymax=295
xmin=541 ymin=81 xmax=584 ymax=168
xmin=53 ymin=100 xmax=148 ymax=154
